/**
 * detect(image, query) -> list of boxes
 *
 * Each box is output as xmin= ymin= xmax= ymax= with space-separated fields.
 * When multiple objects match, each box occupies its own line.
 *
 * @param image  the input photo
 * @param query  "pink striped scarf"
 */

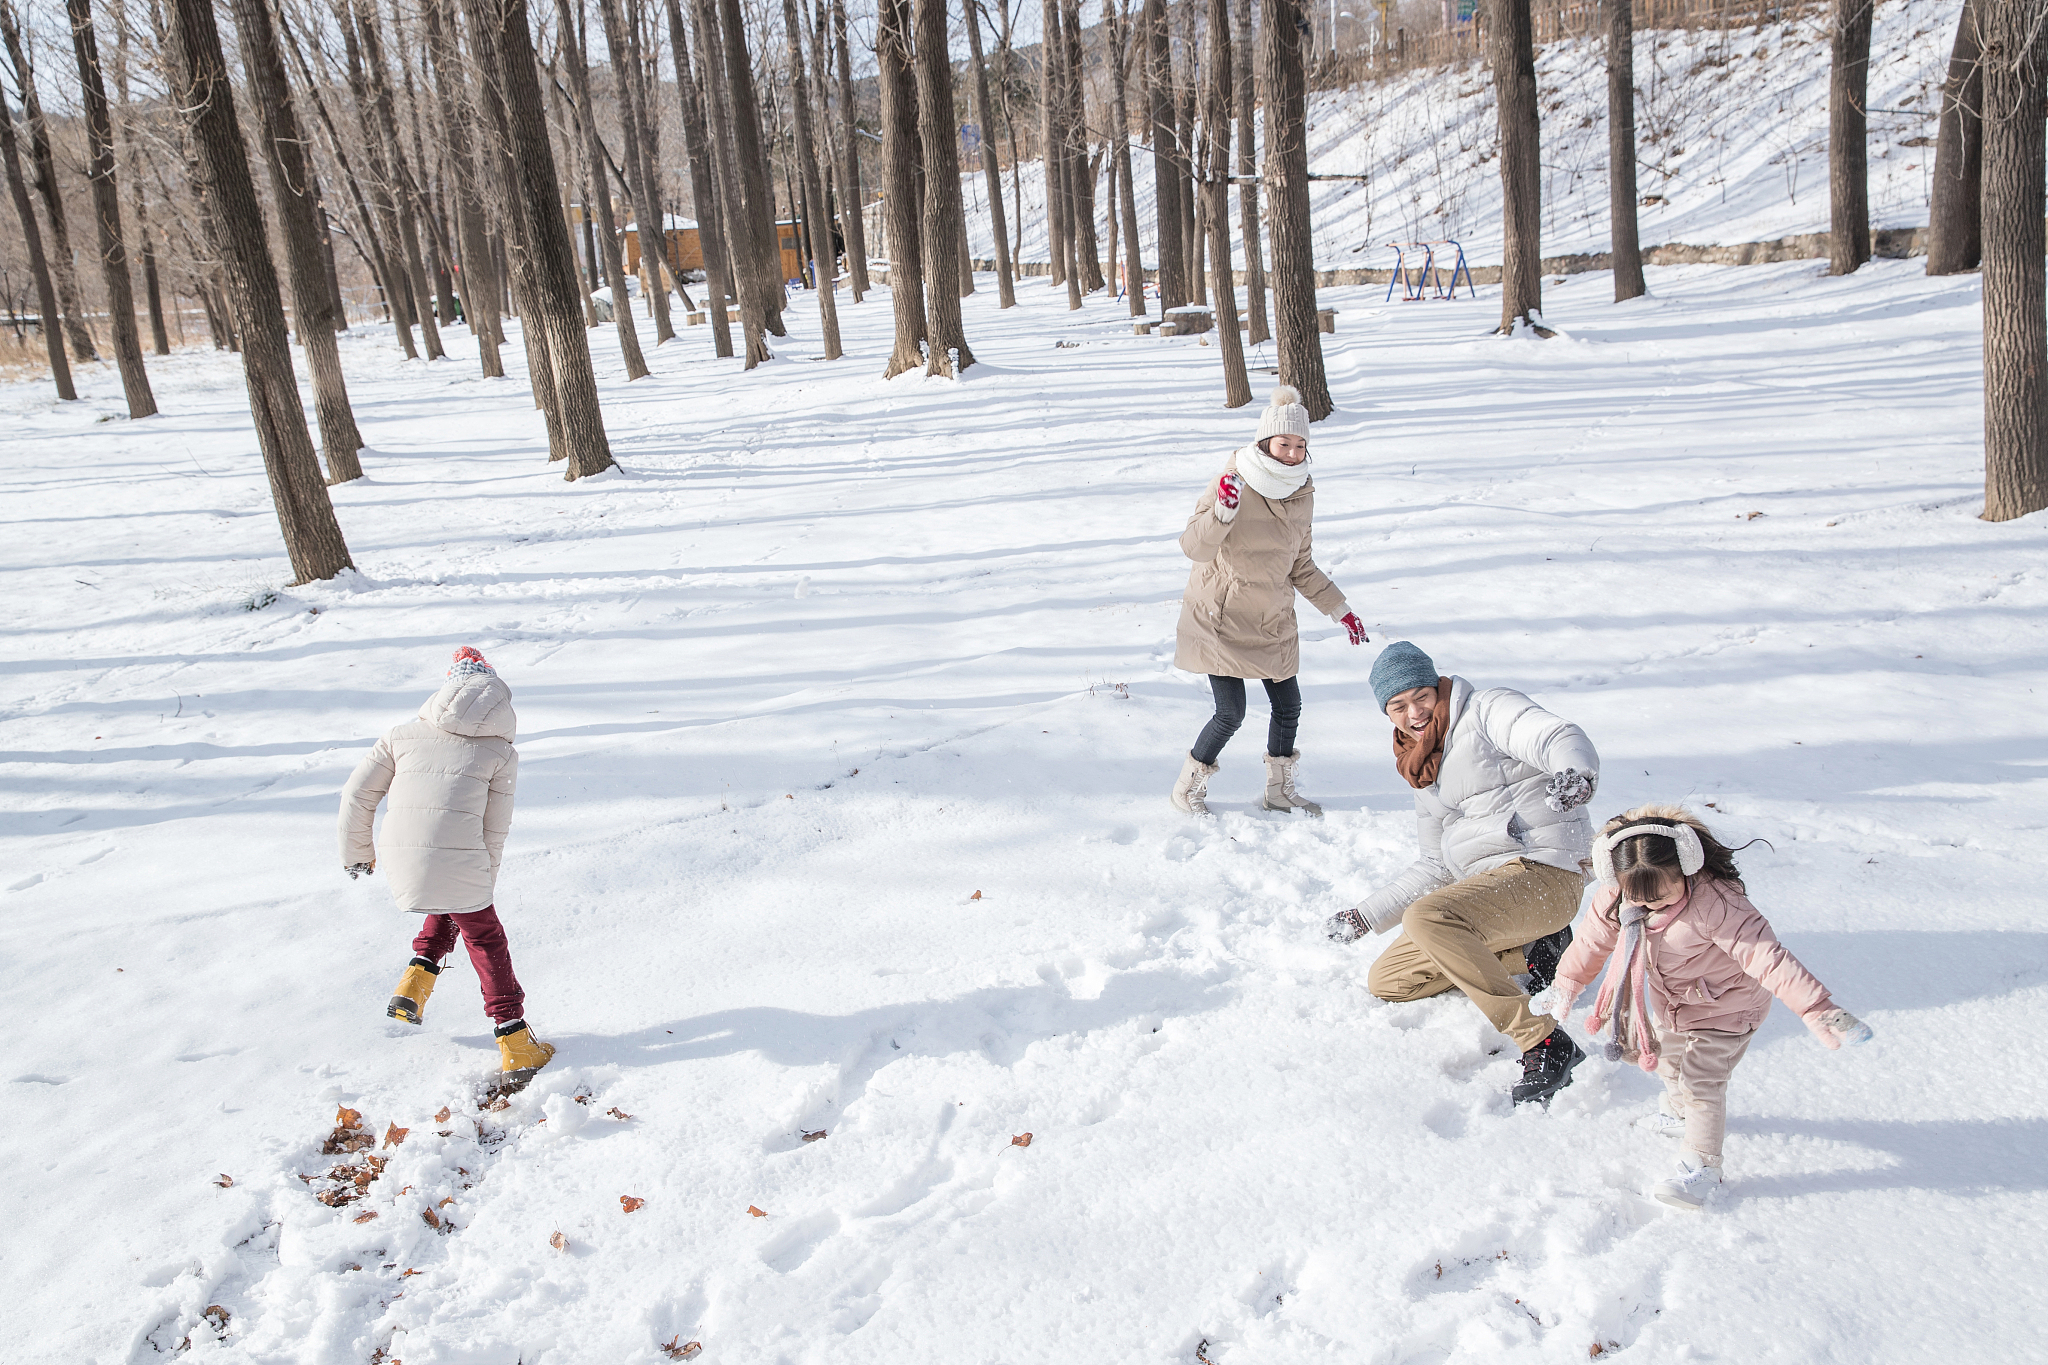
xmin=1586 ymin=901 xmax=1660 ymax=1073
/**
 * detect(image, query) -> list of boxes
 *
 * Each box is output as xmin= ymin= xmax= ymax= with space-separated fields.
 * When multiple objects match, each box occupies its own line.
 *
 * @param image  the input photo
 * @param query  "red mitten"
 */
xmin=1340 ymin=611 xmax=1368 ymax=645
xmin=1217 ymin=472 xmax=1241 ymax=509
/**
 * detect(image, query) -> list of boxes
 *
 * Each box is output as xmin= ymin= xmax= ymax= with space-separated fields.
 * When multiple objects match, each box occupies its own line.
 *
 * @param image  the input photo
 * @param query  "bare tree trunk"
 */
xmin=718 ymin=0 xmax=788 ymax=334
xmin=353 ymin=0 xmax=446 ymax=358
xmin=0 ymin=87 xmax=74 ymax=398
xmin=1 ymin=0 xmax=97 ymax=362
xmin=664 ymin=0 xmax=735 ymax=356
xmin=1828 ymin=0 xmax=1873 ymax=275
xmin=1040 ymin=0 xmax=1069 ymax=288
xmin=470 ymin=0 xmax=617 ymax=476
xmin=694 ymin=0 xmax=770 ymax=365
xmin=832 ymin=0 xmax=871 ymax=297
xmin=422 ymin=0 xmax=505 ymax=374
xmin=1064 ymin=0 xmax=1103 ymax=292
xmin=66 ymin=0 xmax=157 ymax=416
xmin=1489 ymin=0 xmax=1544 ymax=333
xmin=109 ymin=17 xmax=171 ymax=357
xmin=1258 ymin=0 xmax=1329 ymax=417
xmin=1607 ymin=0 xmax=1644 ymax=301
xmin=1981 ymin=0 xmax=2046 ymax=522
xmin=1232 ymin=0 xmax=1267 ymax=342
xmin=592 ymin=0 xmax=674 ymax=344
xmin=1107 ymin=0 xmax=1146 ymax=314
xmin=557 ymin=0 xmax=651 ymax=376
xmin=1143 ymin=0 xmax=1184 ymax=313
xmin=333 ymin=1 xmax=420 ymax=359
xmin=877 ymin=0 xmax=926 ymax=375
xmin=964 ymin=0 xmax=1014 ymax=306
xmin=163 ymin=0 xmax=354 ymax=582
xmin=231 ymin=0 xmax=366 ymax=477
xmin=1202 ymin=0 xmax=1248 ymax=407
xmin=912 ymin=0 xmax=970 ymax=373
xmin=1929 ymin=0 xmax=1984 ymax=275
xmin=781 ymin=0 xmax=842 ymax=355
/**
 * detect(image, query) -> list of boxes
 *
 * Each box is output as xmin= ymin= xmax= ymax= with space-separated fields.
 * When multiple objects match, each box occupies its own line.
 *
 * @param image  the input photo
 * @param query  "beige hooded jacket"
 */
xmin=1174 ymin=449 xmax=1350 ymax=680
xmin=339 ymin=671 xmax=518 ymax=914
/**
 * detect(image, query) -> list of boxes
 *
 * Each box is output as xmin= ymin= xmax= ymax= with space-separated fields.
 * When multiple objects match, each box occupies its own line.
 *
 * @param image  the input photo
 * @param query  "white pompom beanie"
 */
xmin=1253 ymin=384 xmax=1311 ymax=446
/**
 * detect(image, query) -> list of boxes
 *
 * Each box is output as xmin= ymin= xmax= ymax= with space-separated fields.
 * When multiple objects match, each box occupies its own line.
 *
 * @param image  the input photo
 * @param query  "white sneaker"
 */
xmin=1634 ymin=1109 xmax=1686 ymax=1139
xmin=1651 ymin=1153 xmax=1722 ymax=1212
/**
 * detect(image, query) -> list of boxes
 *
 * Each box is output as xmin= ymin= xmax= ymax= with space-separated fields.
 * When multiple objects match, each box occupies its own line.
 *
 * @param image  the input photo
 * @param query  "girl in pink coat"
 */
xmin=1534 ymin=805 xmax=1873 ymax=1211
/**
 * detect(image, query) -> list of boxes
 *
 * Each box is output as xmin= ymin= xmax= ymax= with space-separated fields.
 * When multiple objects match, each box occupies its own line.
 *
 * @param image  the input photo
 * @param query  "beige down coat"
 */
xmin=339 ymin=671 xmax=518 ymax=914
xmin=1174 ymin=449 xmax=1350 ymax=680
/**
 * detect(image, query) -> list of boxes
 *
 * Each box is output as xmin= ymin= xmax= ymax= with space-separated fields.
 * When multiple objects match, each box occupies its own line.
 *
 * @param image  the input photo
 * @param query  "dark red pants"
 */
xmin=411 ymin=906 xmax=524 ymax=1024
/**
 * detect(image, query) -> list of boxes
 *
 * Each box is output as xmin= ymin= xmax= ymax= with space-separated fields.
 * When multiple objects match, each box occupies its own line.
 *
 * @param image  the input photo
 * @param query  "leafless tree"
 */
xmin=556 ymin=0 xmax=652 ymax=374
xmin=830 ymin=0 xmax=869 ymax=297
xmin=596 ymin=0 xmax=676 ymax=341
xmin=912 ymin=0 xmax=970 ymax=371
xmin=1488 ymin=0 xmax=1543 ymax=334
xmin=0 ymin=84 xmax=73 ymax=397
xmin=1143 ymin=0 xmax=1183 ymax=314
xmin=1 ymin=0 xmax=97 ymax=361
xmin=716 ymin=0 xmax=787 ymax=334
xmin=1928 ymin=0 xmax=1983 ymax=275
xmin=1231 ymin=0 xmax=1266 ymax=342
xmin=1258 ymin=0 xmax=1328 ymax=416
xmin=1828 ymin=0 xmax=1873 ymax=275
xmin=693 ymin=0 xmax=770 ymax=363
xmin=1980 ymin=0 xmax=2045 ymax=522
xmin=876 ymin=0 xmax=924 ymax=375
xmin=1201 ymin=0 xmax=1247 ymax=406
xmin=1607 ymin=0 xmax=1644 ymax=301
xmin=66 ymin=0 xmax=156 ymax=415
xmin=964 ymin=0 xmax=1012 ymax=306
xmin=662 ymin=0 xmax=734 ymax=353
xmin=1106 ymin=0 xmax=1144 ymax=315
xmin=781 ymin=0 xmax=840 ymax=355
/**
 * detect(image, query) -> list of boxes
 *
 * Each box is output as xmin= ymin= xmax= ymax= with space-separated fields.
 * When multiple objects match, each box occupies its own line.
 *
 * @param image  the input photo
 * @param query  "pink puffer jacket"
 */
xmin=1554 ymin=875 xmax=1834 ymax=1035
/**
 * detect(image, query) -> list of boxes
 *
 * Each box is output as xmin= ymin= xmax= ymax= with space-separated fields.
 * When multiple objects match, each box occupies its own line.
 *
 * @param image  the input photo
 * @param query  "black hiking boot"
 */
xmin=1524 ymin=925 xmax=1574 ymax=993
xmin=1512 ymin=1028 xmax=1585 ymax=1107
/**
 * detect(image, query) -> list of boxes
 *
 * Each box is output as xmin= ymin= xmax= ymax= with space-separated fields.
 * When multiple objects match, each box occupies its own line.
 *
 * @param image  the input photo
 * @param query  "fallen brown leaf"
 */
xmin=354 ymin=1211 xmax=380 ymax=1224
xmin=421 ymin=1208 xmax=442 ymax=1230
xmin=801 ymin=1129 xmax=827 ymax=1143
xmin=608 ymin=1107 xmax=633 ymax=1121
xmin=335 ymin=1106 xmax=363 ymax=1130
xmin=549 ymin=1231 xmax=569 ymax=1252
xmin=1011 ymin=1133 xmax=1033 ymax=1148
xmin=203 ymin=1305 xmax=231 ymax=1331
xmin=400 ymin=1268 xmax=421 ymax=1278
xmin=317 ymin=1188 xmax=359 ymax=1208
xmin=433 ymin=1106 xmax=451 ymax=1123
xmin=438 ymin=1196 xmax=455 ymax=1208
xmin=747 ymin=1205 xmax=768 ymax=1218
xmin=969 ymin=890 xmax=982 ymax=901
xmin=383 ymin=1123 xmax=409 ymax=1148
xmin=213 ymin=1174 xmax=234 ymax=1188
xmin=660 ymin=1338 xmax=703 ymax=1361
xmin=621 ymin=1195 xmax=646 ymax=1213
xmin=486 ymin=1097 xmax=510 ymax=1112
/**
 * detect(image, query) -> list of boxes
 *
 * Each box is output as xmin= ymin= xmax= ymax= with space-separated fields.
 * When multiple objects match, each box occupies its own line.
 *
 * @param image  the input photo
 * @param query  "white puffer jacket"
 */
xmin=339 ymin=672 xmax=518 ymax=914
xmin=1357 ymin=676 xmax=1598 ymax=933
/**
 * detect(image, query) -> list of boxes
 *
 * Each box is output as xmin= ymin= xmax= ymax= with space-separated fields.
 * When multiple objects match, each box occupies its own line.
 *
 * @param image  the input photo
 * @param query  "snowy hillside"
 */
xmin=966 ymin=0 xmax=1955 ymax=271
xmin=5 ymin=258 xmax=2046 ymax=1363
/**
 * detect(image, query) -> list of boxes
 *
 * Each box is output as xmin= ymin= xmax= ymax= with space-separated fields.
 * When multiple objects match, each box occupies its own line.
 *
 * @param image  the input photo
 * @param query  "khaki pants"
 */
xmin=1653 ymin=1021 xmax=1756 ymax=1162
xmin=1367 ymin=858 xmax=1586 ymax=1052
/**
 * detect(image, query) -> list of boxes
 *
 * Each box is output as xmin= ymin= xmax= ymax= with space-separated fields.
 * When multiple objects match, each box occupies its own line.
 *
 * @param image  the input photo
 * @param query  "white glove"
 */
xmin=1806 ymin=1007 xmax=1873 ymax=1050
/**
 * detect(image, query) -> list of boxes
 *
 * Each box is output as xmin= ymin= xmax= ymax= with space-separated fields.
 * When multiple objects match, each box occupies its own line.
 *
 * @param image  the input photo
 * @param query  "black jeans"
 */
xmin=1191 ymin=675 xmax=1302 ymax=765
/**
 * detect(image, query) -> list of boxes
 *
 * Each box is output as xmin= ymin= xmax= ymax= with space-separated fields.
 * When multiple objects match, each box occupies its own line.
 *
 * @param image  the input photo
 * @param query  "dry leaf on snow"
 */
xmin=383 ymin=1123 xmax=408 ymax=1148
xmin=747 ymin=1205 xmax=768 ymax=1218
xmin=620 ymin=1195 xmax=646 ymax=1213
xmin=969 ymin=890 xmax=982 ymax=901
xmin=549 ymin=1231 xmax=569 ymax=1252
xmin=334 ymin=1106 xmax=363 ymax=1130
xmin=608 ymin=1107 xmax=633 ymax=1121
xmin=421 ymin=1208 xmax=442 ymax=1229
xmin=213 ymin=1173 xmax=234 ymax=1188
xmin=433 ymin=1106 xmax=451 ymax=1123
xmin=353 ymin=1211 xmax=379 ymax=1224
xmin=801 ymin=1129 xmax=827 ymax=1142
xmin=660 ymin=1337 xmax=703 ymax=1360
xmin=1011 ymin=1133 xmax=1033 ymax=1148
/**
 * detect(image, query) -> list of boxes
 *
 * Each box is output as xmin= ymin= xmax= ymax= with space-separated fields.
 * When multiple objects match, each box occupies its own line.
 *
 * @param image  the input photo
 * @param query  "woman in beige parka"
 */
xmin=1171 ymin=386 xmax=1368 ymax=816
xmin=339 ymin=647 xmax=554 ymax=1081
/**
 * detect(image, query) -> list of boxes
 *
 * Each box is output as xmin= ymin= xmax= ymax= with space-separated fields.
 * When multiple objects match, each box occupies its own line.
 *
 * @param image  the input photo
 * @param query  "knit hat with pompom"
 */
xmin=448 ymin=646 xmax=496 ymax=678
xmin=1253 ymin=384 xmax=1312 ymax=446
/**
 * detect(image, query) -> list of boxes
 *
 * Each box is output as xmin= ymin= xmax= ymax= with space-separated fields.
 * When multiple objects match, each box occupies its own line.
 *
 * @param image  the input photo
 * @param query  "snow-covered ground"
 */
xmin=6 ymin=259 xmax=2046 ymax=1364
xmin=967 ymin=0 xmax=1957 ymax=271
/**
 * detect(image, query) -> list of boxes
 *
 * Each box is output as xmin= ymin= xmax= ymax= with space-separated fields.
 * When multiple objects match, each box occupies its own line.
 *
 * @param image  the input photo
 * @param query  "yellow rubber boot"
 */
xmin=494 ymin=1021 xmax=556 ymax=1074
xmin=387 ymin=959 xmax=439 ymax=1025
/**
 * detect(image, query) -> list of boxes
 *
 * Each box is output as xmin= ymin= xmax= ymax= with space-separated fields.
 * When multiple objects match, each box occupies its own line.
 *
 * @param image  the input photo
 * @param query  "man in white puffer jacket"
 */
xmin=1327 ymin=641 xmax=1599 ymax=1106
xmin=340 ymin=647 xmax=553 ymax=1080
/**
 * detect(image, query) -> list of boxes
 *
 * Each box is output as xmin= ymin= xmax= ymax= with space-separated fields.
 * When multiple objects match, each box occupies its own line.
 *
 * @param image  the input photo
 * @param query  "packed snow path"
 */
xmin=5 ymin=260 xmax=2045 ymax=1364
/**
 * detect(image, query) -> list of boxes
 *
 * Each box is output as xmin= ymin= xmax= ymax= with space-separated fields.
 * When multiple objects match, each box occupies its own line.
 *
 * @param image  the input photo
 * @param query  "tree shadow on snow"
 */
xmin=1731 ymin=1116 xmax=2048 ymax=1198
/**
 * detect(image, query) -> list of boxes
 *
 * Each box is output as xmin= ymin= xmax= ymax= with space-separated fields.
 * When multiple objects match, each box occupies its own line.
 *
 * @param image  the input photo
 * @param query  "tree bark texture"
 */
xmin=1258 ymin=0 xmax=1330 ymax=417
xmin=0 ymin=87 xmax=74 ymax=398
xmin=109 ymin=25 xmax=171 ymax=358
xmin=353 ymin=0 xmax=446 ymax=358
xmin=1040 ymin=0 xmax=1070 ymax=290
xmin=718 ymin=0 xmax=788 ymax=333
xmin=965 ymin=0 xmax=1014 ymax=307
xmin=422 ymin=0 xmax=505 ymax=373
xmin=66 ymin=0 xmax=156 ymax=416
xmin=693 ymin=0 xmax=770 ymax=364
xmin=1929 ymin=0 xmax=1984 ymax=275
xmin=334 ymin=3 xmax=420 ymax=359
xmin=1108 ymin=0 xmax=1146 ymax=315
xmin=0 ymin=0 xmax=96 ymax=362
xmin=163 ymin=0 xmax=354 ymax=582
xmin=1489 ymin=0 xmax=1544 ymax=333
xmin=1232 ymin=0 xmax=1268 ymax=342
xmin=1606 ymin=0 xmax=1645 ymax=301
xmin=781 ymin=0 xmax=842 ymax=356
xmin=913 ymin=0 xmax=972 ymax=372
xmin=831 ymin=0 xmax=871 ymax=297
xmin=474 ymin=0 xmax=617 ymax=476
xmin=1980 ymin=0 xmax=2047 ymax=522
xmin=559 ymin=0 xmax=652 ymax=375
xmin=1064 ymin=0 xmax=1103 ymax=293
xmin=1143 ymin=0 xmax=1185 ymax=313
xmin=596 ymin=0 xmax=675 ymax=342
xmin=877 ymin=0 xmax=926 ymax=376
xmin=664 ymin=0 xmax=735 ymax=356
xmin=1828 ymin=0 xmax=1874 ymax=275
xmin=1202 ymin=0 xmax=1249 ymax=407
xmin=232 ymin=0 xmax=365 ymax=477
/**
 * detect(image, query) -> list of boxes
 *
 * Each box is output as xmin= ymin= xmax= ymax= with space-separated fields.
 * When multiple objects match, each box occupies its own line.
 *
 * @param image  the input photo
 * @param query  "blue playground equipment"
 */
xmin=1384 ymin=240 xmax=1476 ymax=302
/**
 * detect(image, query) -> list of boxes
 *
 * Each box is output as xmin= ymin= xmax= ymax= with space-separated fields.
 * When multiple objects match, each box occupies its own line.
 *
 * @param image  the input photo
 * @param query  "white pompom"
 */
xmin=1270 ymin=384 xmax=1301 ymax=408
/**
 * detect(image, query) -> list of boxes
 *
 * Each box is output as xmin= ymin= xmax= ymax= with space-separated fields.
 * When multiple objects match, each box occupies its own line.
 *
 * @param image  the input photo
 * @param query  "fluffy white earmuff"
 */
xmin=1593 ymin=821 xmax=1705 ymax=886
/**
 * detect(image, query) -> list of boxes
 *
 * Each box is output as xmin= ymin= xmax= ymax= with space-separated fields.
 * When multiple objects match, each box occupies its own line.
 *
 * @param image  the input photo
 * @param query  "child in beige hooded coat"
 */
xmin=340 ymin=647 xmax=554 ymax=1079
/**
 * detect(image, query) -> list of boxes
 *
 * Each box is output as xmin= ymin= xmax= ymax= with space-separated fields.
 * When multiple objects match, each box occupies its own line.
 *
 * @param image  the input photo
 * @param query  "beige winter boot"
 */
xmin=1261 ymin=750 xmax=1323 ymax=817
xmin=1170 ymin=754 xmax=1219 ymax=815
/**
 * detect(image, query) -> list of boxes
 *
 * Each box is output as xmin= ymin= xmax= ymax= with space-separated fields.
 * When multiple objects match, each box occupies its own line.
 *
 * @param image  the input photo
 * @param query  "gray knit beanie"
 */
xmin=1370 ymin=641 xmax=1440 ymax=713
xmin=1253 ymin=384 xmax=1312 ymax=446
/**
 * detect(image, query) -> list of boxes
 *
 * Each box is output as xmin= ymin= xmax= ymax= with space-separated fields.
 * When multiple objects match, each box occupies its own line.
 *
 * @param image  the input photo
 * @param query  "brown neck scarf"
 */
xmin=1391 ymin=677 xmax=1453 ymax=790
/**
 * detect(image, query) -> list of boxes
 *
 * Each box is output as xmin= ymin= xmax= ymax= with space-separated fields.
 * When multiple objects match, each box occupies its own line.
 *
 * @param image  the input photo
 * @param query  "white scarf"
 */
xmin=1233 ymin=442 xmax=1311 ymax=502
